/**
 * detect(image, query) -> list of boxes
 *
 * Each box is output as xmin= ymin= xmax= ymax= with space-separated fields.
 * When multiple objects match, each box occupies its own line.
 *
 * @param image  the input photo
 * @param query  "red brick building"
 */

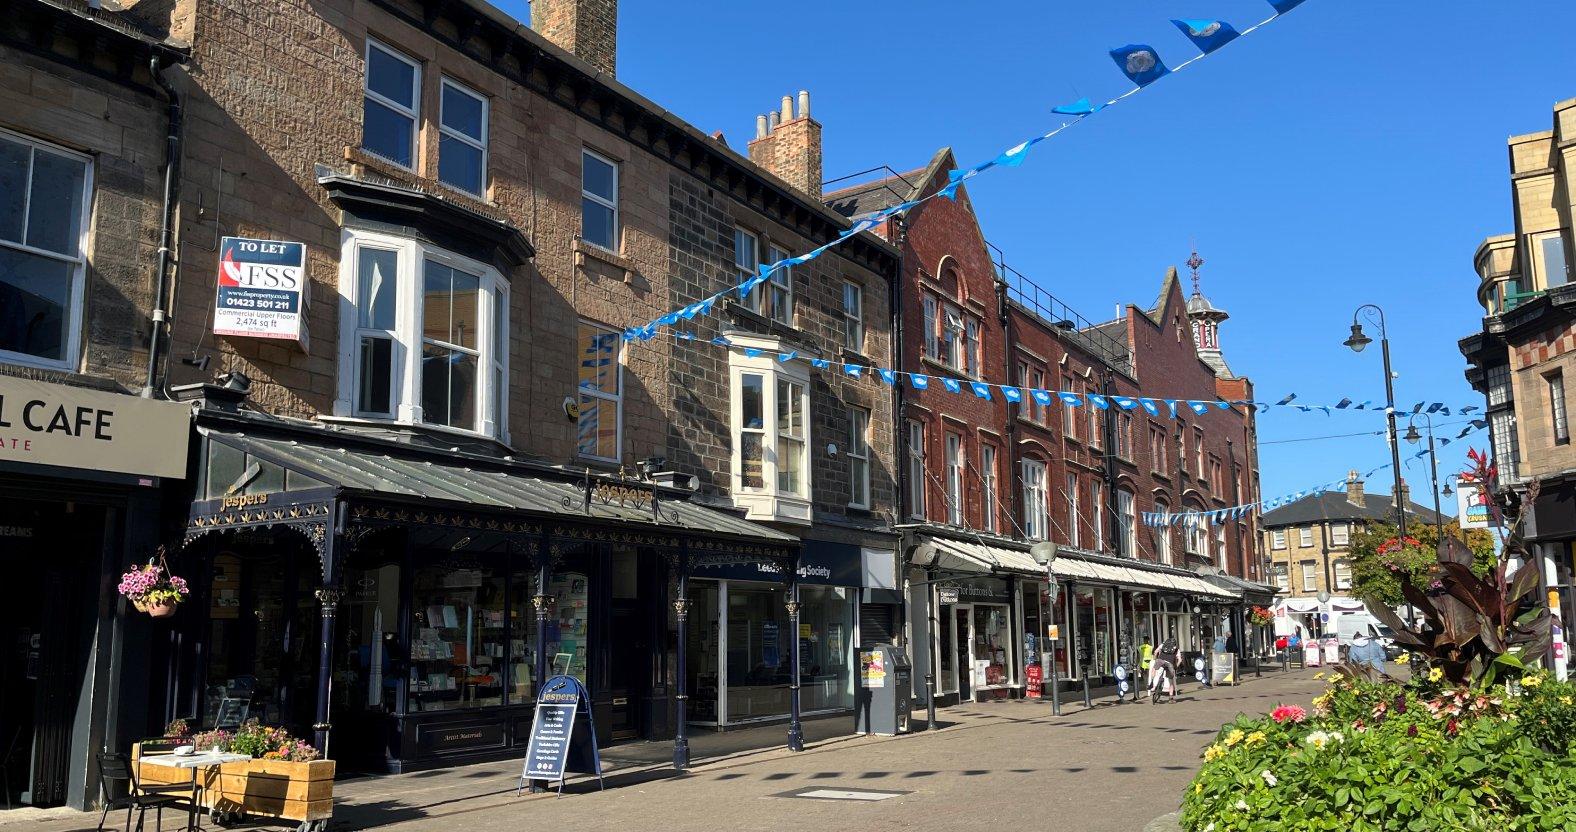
xmin=828 ymin=160 xmax=1268 ymax=705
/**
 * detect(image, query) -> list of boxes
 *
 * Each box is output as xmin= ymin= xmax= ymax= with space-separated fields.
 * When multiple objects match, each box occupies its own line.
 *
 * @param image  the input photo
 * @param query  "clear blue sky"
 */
xmin=497 ymin=0 xmax=1576 ymax=506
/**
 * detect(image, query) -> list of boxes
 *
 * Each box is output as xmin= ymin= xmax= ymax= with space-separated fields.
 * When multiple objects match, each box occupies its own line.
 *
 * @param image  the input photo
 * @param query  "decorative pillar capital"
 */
xmin=785 ymin=600 xmax=800 ymax=618
xmin=532 ymin=593 xmax=555 ymax=616
xmin=314 ymin=587 xmax=341 ymax=608
xmin=673 ymin=597 xmax=689 ymax=621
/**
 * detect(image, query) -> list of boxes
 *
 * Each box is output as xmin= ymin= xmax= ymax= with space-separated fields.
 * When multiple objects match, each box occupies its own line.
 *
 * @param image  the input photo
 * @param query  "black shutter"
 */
xmin=859 ymin=603 xmax=896 ymax=647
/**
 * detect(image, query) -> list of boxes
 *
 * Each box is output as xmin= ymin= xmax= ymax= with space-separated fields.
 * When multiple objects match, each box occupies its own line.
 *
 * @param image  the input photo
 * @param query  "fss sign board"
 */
xmin=214 ymin=236 xmax=308 ymax=345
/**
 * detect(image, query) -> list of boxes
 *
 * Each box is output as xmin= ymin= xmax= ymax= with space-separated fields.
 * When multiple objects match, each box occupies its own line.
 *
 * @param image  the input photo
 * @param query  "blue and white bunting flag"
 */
xmin=1165 ymin=400 xmax=1180 ymax=419
xmin=1052 ymin=97 xmax=1103 ymax=116
xmin=1002 ymin=386 xmax=1023 ymax=404
xmin=879 ymin=368 xmax=898 ymax=385
xmin=970 ymin=381 xmax=993 ymax=400
xmin=777 ymin=351 xmax=797 ymax=363
xmin=1140 ymin=399 xmax=1161 ymax=416
xmin=911 ymin=374 xmax=930 ymax=390
xmin=1268 ymin=0 xmax=1307 ymax=13
xmin=1113 ymin=396 xmax=1139 ymax=410
xmin=942 ymin=378 xmax=962 ymax=394
xmin=1188 ymin=400 xmax=1211 ymax=415
xmin=844 ymin=364 xmax=863 ymax=378
xmin=1032 ymin=389 xmax=1054 ymax=407
xmin=1058 ymin=392 xmax=1083 ymax=407
xmin=1110 ymin=44 xmax=1169 ymax=87
xmin=811 ymin=358 xmax=830 ymax=370
xmin=1171 ymin=19 xmax=1240 ymax=54
xmin=743 ymin=348 xmax=762 ymax=358
xmin=1089 ymin=394 xmax=1110 ymax=410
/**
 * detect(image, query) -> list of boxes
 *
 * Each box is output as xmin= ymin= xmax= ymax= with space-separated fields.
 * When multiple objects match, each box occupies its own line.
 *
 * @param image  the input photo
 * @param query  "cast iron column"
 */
xmin=673 ymin=552 xmax=691 ymax=770
xmin=312 ymin=586 xmax=340 ymax=756
xmin=533 ymin=556 xmax=552 ymax=694
xmin=786 ymin=581 xmax=804 ymax=752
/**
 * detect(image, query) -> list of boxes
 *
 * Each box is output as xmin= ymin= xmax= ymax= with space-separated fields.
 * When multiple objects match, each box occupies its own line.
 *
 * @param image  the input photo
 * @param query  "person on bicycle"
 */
xmin=1149 ymin=638 xmax=1179 ymax=703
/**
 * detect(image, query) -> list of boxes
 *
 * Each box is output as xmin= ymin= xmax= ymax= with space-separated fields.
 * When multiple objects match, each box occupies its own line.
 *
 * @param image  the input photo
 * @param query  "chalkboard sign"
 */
xmin=214 ymin=697 xmax=249 ymax=729
xmin=517 ymin=676 xmax=604 ymax=797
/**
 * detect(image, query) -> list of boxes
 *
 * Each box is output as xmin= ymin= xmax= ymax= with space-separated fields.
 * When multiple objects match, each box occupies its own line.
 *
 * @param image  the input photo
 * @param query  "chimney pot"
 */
xmin=756 ymin=114 xmax=767 ymax=139
xmin=767 ymin=110 xmax=779 ymax=131
xmin=780 ymin=95 xmax=793 ymax=123
xmin=797 ymin=90 xmax=811 ymax=119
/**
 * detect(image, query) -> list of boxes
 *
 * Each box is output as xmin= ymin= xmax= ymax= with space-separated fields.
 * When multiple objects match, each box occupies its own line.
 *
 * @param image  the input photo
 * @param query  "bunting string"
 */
xmin=1141 ymin=423 xmax=1488 ymax=529
xmin=621 ymin=1 xmax=1312 ymax=345
xmin=671 ymin=330 xmax=1489 ymax=423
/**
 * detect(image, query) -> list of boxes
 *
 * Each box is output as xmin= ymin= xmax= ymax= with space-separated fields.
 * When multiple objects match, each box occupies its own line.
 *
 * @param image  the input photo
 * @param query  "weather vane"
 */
xmin=1186 ymin=249 xmax=1205 ymax=294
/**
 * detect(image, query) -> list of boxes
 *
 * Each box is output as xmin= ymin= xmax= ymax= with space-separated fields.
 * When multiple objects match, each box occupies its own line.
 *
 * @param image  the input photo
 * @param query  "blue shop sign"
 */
xmin=690 ymin=540 xmax=863 ymax=586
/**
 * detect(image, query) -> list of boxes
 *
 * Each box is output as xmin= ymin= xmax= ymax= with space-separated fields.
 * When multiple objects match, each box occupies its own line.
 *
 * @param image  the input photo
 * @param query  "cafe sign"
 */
xmin=0 ymin=376 xmax=190 ymax=479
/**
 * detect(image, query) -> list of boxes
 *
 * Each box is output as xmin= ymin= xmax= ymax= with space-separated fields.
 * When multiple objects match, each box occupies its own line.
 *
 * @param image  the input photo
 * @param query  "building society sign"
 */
xmin=213 ymin=236 xmax=307 ymax=343
xmin=0 ymin=376 xmax=189 ymax=479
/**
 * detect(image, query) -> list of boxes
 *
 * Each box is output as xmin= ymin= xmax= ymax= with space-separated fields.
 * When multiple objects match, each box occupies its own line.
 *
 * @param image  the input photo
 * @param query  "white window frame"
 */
xmin=1154 ymin=500 xmax=1172 ymax=564
xmin=906 ymin=419 xmax=926 ymax=519
xmin=1330 ymin=524 xmax=1348 ymax=546
xmin=576 ymin=319 xmax=623 ymax=463
xmin=944 ymin=432 xmax=964 ymax=526
xmin=1093 ymin=486 xmax=1106 ymax=551
xmin=1194 ymin=427 xmax=1205 ymax=478
xmin=0 ymin=128 xmax=93 ymax=371
xmin=764 ymin=245 xmax=793 ymax=326
xmin=1064 ymin=473 xmax=1080 ymax=547
xmin=728 ymin=337 xmax=812 ymax=524
xmin=980 ymin=444 xmax=998 ymax=533
xmin=1271 ymin=529 xmax=1287 ymax=550
xmin=334 ymin=229 xmax=508 ymax=439
xmin=1301 ymin=560 xmax=1318 ymax=593
xmin=1021 ymin=459 xmax=1048 ymax=540
xmin=848 ymin=406 xmax=871 ymax=509
xmin=922 ymin=296 xmax=939 ymax=360
xmin=1530 ymin=229 xmax=1569 ymax=290
xmin=941 ymin=304 xmax=964 ymax=371
xmin=1185 ymin=512 xmax=1207 ymax=557
xmin=1549 ymin=371 xmax=1569 ymax=445
xmin=841 ymin=280 xmax=864 ymax=352
xmin=363 ymin=40 xmax=421 ymax=170
xmin=1273 ymin=563 xmax=1290 ymax=592
xmin=1334 ymin=559 xmax=1353 ymax=591
xmin=1213 ymin=523 xmax=1226 ymax=567
xmin=1117 ymin=489 xmax=1135 ymax=557
xmin=581 ymin=148 xmax=620 ymax=252
xmin=438 ymin=77 xmax=488 ymax=196
xmin=1298 ymin=527 xmax=1313 ymax=547
xmin=964 ymin=318 xmax=980 ymax=378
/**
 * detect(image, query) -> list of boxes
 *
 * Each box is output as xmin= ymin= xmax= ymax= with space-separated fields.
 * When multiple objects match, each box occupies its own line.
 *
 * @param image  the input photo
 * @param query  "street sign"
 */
xmin=518 ymin=675 xmax=603 ymax=797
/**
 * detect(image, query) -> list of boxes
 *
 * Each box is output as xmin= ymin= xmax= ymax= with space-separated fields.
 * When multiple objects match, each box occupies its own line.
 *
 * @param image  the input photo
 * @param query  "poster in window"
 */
xmin=762 ymin=622 xmax=780 ymax=668
xmin=213 ymin=237 xmax=308 ymax=345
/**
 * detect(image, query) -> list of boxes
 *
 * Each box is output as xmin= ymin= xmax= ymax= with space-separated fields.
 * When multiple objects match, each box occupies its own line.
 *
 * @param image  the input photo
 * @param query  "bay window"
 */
xmin=730 ymin=337 xmax=812 ymax=523
xmin=336 ymin=230 xmax=508 ymax=437
xmin=1021 ymin=459 xmax=1048 ymax=540
xmin=0 ymin=129 xmax=91 ymax=369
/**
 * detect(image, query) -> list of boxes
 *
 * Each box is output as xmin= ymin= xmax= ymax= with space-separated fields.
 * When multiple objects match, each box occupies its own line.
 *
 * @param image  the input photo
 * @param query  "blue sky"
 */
xmin=497 ymin=0 xmax=1576 ymax=506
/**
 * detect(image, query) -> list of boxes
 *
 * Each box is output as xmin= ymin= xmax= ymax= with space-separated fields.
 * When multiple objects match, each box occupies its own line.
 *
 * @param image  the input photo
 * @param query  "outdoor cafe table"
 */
xmin=137 ymin=751 xmax=252 ymax=832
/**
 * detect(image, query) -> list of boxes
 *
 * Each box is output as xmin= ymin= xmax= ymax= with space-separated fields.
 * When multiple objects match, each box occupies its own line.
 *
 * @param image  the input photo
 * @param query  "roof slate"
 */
xmin=1261 ymin=490 xmax=1447 ymax=529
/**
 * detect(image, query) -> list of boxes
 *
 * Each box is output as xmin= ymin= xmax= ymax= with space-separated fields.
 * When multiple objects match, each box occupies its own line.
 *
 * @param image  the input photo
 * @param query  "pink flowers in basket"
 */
xmin=117 ymin=557 xmax=190 ymax=617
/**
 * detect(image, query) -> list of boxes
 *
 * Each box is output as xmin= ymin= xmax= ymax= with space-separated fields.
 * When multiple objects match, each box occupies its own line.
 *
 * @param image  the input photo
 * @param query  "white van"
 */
xmin=1334 ymin=613 xmax=1400 ymax=658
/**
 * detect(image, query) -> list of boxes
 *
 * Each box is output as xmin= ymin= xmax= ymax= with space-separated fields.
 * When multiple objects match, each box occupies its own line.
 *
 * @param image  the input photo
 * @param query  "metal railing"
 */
xmin=990 ymin=242 xmax=1132 ymax=375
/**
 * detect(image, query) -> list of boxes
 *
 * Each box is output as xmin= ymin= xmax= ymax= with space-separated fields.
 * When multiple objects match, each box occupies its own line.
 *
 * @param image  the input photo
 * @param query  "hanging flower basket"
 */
xmin=119 ymin=547 xmax=190 ymax=618
xmin=1248 ymin=605 xmax=1274 ymax=628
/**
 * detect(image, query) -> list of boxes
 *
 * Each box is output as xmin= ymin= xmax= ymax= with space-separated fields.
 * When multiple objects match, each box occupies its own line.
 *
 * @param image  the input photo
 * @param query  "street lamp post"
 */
xmin=1344 ymin=305 xmax=1412 ymax=625
xmin=1031 ymin=542 xmax=1061 ymax=716
xmin=1405 ymin=413 xmax=1447 ymax=549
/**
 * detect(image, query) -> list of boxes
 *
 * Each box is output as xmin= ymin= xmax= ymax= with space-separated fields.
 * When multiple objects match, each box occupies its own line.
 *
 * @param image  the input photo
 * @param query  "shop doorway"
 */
xmin=953 ymin=606 xmax=972 ymax=700
xmin=0 ymin=499 xmax=102 ymax=808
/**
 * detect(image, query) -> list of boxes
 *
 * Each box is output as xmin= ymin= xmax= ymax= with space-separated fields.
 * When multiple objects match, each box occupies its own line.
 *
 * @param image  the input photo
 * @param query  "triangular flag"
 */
xmin=1109 ymin=44 xmax=1169 ymax=86
xmin=911 ymin=374 xmax=930 ymax=390
xmin=1058 ymin=392 xmax=1083 ymax=407
xmin=844 ymin=364 xmax=863 ymax=378
xmin=1032 ymin=390 xmax=1054 ymax=407
xmin=1170 ymin=18 xmax=1240 ymax=54
xmin=778 ymin=351 xmax=798 ymax=363
xmin=1002 ymin=387 xmax=1023 ymax=404
xmin=970 ymin=382 xmax=993 ymax=400
xmin=1089 ymin=394 xmax=1110 ymax=410
xmin=1052 ymin=97 xmax=1103 ymax=116
xmin=942 ymin=378 xmax=962 ymax=394
xmin=810 ymin=358 xmax=830 ymax=370
xmin=878 ymin=369 xmax=898 ymax=385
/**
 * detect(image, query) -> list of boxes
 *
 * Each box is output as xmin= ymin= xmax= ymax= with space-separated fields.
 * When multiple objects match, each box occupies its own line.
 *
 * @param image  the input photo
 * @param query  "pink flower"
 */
xmin=1271 ymin=704 xmax=1308 ymax=724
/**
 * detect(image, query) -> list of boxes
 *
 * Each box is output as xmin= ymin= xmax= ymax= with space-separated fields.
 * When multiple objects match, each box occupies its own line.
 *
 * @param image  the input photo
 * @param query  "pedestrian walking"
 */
xmin=1149 ymin=638 xmax=1179 ymax=703
xmin=1348 ymin=628 xmax=1388 ymax=676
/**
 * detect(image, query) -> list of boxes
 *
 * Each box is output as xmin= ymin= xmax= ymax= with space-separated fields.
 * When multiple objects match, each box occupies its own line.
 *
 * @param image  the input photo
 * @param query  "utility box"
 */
xmin=856 ymin=645 xmax=912 ymax=736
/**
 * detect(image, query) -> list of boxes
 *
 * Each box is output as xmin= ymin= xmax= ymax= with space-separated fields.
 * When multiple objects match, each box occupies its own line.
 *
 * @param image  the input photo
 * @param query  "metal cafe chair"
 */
xmin=95 ymin=753 xmax=193 ymax=832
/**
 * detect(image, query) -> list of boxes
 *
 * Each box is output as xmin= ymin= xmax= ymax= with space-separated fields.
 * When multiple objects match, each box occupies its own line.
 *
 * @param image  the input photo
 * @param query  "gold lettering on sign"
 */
xmin=221 ymin=494 xmax=268 ymax=509
xmin=591 ymin=482 xmax=653 ymax=510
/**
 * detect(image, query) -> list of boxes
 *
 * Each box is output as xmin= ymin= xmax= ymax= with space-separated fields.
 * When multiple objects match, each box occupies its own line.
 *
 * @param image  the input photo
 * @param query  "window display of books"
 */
xmin=409 ymin=591 xmax=506 ymax=711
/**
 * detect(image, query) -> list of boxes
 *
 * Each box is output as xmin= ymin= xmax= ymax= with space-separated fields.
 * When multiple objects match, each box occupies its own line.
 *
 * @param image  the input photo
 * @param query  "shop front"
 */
xmin=685 ymin=541 xmax=862 ymax=726
xmin=0 ymin=374 xmax=190 ymax=809
xmin=164 ymin=402 xmax=797 ymax=774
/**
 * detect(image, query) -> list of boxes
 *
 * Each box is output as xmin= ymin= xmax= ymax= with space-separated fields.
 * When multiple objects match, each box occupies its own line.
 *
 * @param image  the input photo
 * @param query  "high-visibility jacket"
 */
xmin=1140 ymin=642 xmax=1154 ymax=671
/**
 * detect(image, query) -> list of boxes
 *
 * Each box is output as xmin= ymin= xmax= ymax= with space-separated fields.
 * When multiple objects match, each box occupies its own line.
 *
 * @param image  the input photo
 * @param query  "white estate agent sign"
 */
xmin=213 ymin=236 xmax=307 ymax=343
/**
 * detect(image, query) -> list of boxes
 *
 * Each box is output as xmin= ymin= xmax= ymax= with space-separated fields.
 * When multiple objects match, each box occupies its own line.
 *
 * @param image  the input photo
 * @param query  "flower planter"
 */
xmin=134 ymin=744 xmax=334 ymax=832
xmin=146 ymin=599 xmax=178 ymax=618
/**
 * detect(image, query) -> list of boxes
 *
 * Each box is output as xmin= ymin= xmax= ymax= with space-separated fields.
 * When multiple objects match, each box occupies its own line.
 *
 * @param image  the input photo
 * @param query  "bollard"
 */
xmin=925 ymin=673 xmax=937 ymax=731
xmin=1081 ymin=672 xmax=1092 ymax=709
xmin=1255 ymin=654 xmax=1262 ymax=678
xmin=1281 ymin=650 xmax=1289 ymax=673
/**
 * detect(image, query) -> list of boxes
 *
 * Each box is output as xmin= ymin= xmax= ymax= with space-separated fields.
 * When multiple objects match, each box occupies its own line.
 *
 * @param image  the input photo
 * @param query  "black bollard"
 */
xmin=1081 ymin=671 xmax=1092 ymax=709
xmin=925 ymin=673 xmax=937 ymax=731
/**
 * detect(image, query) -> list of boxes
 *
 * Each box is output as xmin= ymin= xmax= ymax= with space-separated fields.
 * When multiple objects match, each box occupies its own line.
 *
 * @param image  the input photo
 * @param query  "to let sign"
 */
xmin=214 ymin=236 xmax=307 ymax=344
xmin=0 ymin=376 xmax=189 ymax=479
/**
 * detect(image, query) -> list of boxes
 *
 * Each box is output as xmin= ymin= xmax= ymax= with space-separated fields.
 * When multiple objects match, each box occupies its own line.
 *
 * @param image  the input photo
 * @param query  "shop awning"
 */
xmin=911 ymin=534 xmax=1235 ymax=599
xmin=1202 ymin=573 xmax=1280 ymax=604
xmin=196 ymin=425 xmax=798 ymax=545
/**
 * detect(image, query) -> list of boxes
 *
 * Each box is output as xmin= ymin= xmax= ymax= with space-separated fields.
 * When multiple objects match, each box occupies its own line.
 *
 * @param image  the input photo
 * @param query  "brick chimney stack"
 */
xmin=533 ymin=0 xmax=617 ymax=76
xmin=1392 ymin=479 xmax=1410 ymax=510
xmin=748 ymin=90 xmax=823 ymax=198
xmin=1345 ymin=470 xmax=1364 ymax=507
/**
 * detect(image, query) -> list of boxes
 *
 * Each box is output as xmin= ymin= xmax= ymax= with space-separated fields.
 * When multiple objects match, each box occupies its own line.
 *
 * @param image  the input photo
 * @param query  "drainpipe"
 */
xmin=997 ymin=275 xmax=1017 ymax=535
xmin=1101 ymin=370 xmax=1120 ymax=555
xmin=892 ymin=217 xmax=908 ymax=519
xmin=144 ymin=53 xmax=183 ymax=398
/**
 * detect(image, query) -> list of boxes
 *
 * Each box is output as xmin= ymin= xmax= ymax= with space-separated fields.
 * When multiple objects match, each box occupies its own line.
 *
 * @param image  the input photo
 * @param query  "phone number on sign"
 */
xmin=222 ymin=296 xmax=295 ymax=311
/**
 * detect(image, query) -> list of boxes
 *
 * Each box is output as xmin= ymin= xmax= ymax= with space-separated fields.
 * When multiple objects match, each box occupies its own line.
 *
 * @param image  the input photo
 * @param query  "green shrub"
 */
xmin=1180 ymin=672 xmax=1576 ymax=831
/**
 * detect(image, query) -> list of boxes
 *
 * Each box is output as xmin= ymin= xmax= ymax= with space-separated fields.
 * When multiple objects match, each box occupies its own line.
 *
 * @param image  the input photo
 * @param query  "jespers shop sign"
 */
xmin=0 ymin=376 xmax=190 ymax=479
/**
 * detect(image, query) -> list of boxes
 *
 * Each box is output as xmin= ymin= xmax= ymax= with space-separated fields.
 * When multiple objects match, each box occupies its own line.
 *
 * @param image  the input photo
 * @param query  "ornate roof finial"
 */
xmin=1186 ymin=249 xmax=1205 ymax=295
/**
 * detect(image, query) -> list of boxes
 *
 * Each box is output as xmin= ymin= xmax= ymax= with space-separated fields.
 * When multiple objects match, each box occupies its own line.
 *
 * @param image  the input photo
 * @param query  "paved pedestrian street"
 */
xmin=5 ymin=671 xmax=1320 ymax=832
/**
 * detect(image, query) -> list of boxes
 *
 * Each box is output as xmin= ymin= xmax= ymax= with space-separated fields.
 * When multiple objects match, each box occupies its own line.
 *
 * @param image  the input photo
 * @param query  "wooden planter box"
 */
xmin=133 ymin=744 xmax=335 ymax=830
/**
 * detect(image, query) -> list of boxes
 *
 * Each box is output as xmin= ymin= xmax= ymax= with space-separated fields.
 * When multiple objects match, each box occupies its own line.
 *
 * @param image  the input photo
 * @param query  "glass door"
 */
xmin=953 ymin=606 xmax=972 ymax=699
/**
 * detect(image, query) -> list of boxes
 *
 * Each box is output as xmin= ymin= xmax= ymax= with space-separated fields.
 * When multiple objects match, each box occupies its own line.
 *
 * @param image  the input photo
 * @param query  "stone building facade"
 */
xmin=1460 ymin=95 xmax=1576 ymax=677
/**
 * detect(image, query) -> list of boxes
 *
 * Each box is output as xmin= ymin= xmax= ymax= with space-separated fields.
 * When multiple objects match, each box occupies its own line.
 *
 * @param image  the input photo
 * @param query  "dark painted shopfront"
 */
xmin=160 ymin=400 xmax=798 ymax=774
xmin=0 ymin=375 xmax=190 ymax=809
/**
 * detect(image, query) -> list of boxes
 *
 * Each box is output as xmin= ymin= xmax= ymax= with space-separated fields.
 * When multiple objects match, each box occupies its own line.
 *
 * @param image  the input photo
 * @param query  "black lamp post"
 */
xmin=1031 ymin=541 xmax=1061 ymax=716
xmin=1346 ymin=305 xmax=1411 ymax=624
xmin=1405 ymin=413 xmax=1447 ymax=549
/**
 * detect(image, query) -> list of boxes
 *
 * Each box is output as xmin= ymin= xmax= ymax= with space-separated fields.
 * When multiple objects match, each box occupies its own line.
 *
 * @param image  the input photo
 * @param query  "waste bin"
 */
xmin=855 ymin=644 xmax=912 ymax=736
